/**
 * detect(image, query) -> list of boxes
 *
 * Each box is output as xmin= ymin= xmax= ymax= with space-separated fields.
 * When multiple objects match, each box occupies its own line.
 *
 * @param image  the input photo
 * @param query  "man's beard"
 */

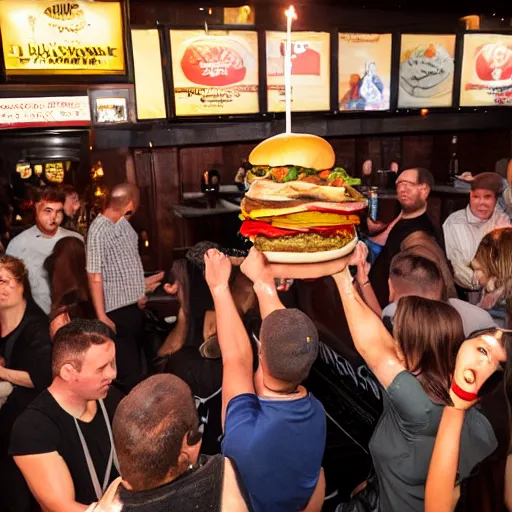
xmin=400 ymin=198 xmax=425 ymax=214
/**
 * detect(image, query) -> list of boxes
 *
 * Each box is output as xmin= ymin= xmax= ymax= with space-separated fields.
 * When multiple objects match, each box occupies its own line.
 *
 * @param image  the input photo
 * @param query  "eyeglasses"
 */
xmin=396 ymin=180 xmax=421 ymax=190
xmin=0 ymin=276 xmax=16 ymax=289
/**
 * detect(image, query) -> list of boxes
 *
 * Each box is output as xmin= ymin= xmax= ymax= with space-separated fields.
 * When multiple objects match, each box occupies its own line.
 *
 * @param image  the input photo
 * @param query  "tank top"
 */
xmin=118 ymin=454 xmax=224 ymax=512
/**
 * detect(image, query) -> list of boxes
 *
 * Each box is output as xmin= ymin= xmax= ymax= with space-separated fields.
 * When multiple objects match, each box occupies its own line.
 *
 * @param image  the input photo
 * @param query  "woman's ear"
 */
xmin=486 ymin=277 xmax=497 ymax=292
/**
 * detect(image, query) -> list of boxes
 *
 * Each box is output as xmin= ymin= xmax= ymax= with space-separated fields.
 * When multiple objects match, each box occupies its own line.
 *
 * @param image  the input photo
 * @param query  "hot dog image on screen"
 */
xmin=239 ymin=7 xmax=367 ymax=264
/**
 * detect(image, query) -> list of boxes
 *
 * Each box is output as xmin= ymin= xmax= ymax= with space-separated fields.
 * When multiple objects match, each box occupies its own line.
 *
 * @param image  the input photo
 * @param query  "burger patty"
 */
xmin=254 ymin=231 xmax=353 ymax=253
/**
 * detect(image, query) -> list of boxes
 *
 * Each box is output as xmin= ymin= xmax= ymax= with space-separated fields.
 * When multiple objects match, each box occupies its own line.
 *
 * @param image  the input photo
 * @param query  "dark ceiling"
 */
xmin=129 ymin=0 xmax=512 ymax=16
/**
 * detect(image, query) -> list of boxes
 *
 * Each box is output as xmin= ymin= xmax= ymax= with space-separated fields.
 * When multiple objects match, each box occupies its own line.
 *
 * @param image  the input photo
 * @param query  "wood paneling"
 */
xmin=401 ymin=135 xmax=434 ymax=171
xmin=179 ymin=146 xmax=223 ymax=193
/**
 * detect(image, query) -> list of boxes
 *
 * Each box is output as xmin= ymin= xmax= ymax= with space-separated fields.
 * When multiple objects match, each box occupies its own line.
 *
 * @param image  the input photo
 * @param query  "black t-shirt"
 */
xmin=0 ymin=300 xmax=52 ymax=455
xmin=119 ymin=454 xmax=224 ymax=512
xmin=10 ymin=387 xmax=124 ymax=506
xmin=369 ymin=212 xmax=443 ymax=306
xmin=386 ymin=211 xmax=442 ymax=259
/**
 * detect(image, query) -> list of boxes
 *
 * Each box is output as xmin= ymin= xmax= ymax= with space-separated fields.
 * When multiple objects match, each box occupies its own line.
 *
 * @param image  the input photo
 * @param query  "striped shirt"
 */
xmin=443 ymin=205 xmax=511 ymax=290
xmin=86 ymin=215 xmax=145 ymax=313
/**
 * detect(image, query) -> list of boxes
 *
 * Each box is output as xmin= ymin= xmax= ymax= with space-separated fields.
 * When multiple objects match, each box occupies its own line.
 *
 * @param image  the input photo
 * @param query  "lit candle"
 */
xmin=284 ymin=5 xmax=297 ymax=134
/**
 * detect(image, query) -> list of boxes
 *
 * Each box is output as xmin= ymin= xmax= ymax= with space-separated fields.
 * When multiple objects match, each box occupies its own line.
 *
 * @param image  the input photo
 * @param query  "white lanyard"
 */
xmin=74 ymin=399 xmax=120 ymax=501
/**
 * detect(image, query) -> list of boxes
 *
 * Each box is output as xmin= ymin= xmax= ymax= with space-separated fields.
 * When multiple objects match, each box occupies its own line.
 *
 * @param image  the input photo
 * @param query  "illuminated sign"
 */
xmin=398 ymin=34 xmax=456 ymax=108
xmin=0 ymin=96 xmax=91 ymax=129
xmin=338 ymin=33 xmax=392 ymax=112
xmin=460 ymin=33 xmax=512 ymax=107
xmin=170 ymin=30 xmax=259 ymax=116
xmin=0 ymin=0 xmax=125 ymax=75
xmin=266 ymin=31 xmax=330 ymax=112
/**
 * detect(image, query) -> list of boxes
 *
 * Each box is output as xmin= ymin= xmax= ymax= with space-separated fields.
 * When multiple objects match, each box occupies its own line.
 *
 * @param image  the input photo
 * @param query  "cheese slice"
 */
xmin=272 ymin=212 xmax=360 ymax=229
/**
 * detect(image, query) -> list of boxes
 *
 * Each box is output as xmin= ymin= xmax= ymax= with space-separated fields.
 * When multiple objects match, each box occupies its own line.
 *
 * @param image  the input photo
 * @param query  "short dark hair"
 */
xmin=390 ymin=252 xmax=445 ymax=300
xmin=260 ymin=309 xmax=319 ymax=385
xmin=415 ymin=168 xmax=435 ymax=190
xmin=52 ymin=319 xmax=113 ymax=378
xmin=33 ymin=187 xmax=65 ymax=205
xmin=113 ymin=374 xmax=199 ymax=491
xmin=60 ymin=185 xmax=78 ymax=198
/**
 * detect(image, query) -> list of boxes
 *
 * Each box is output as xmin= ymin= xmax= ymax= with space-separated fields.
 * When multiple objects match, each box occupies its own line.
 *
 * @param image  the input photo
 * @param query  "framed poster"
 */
xmin=170 ymin=30 xmax=259 ymax=116
xmin=398 ymin=34 xmax=456 ymax=108
xmin=338 ymin=33 xmax=392 ymax=111
xmin=460 ymin=33 xmax=512 ymax=107
xmin=266 ymin=31 xmax=330 ymax=112
xmin=0 ymin=0 xmax=125 ymax=75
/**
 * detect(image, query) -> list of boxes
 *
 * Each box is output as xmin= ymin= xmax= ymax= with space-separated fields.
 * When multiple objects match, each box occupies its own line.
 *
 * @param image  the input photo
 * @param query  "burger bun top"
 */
xmin=249 ymin=133 xmax=335 ymax=171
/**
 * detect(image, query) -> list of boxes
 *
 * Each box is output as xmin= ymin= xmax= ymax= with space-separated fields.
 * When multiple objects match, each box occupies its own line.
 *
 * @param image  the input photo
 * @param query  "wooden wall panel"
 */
xmin=222 ymin=142 xmax=258 ymax=184
xmin=401 ymin=135 xmax=434 ymax=171
xmin=179 ymin=146 xmax=223 ymax=193
xmin=153 ymin=148 xmax=180 ymax=268
xmin=329 ymin=138 xmax=356 ymax=175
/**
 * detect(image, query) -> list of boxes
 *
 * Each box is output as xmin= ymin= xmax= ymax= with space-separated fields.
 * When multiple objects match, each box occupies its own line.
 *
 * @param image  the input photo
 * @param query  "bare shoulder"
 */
xmin=222 ymin=457 xmax=249 ymax=512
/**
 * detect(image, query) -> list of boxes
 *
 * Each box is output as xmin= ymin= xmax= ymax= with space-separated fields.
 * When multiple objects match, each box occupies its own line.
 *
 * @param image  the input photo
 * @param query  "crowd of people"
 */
xmin=0 ymin=166 xmax=510 ymax=512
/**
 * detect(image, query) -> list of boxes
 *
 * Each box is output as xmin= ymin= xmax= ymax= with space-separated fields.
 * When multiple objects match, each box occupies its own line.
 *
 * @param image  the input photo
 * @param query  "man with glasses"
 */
xmin=368 ymin=168 xmax=456 ymax=304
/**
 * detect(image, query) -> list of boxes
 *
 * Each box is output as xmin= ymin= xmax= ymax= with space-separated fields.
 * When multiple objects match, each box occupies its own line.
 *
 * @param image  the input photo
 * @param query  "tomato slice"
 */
xmin=318 ymin=170 xmax=331 ymax=180
xmin=330 ymin=178 xmax=345 ymax=187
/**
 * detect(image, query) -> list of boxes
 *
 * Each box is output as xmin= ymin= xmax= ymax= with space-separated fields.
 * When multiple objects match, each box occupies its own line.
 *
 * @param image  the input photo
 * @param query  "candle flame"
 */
xmin=285 ymin=5 xmax=297 ymax=20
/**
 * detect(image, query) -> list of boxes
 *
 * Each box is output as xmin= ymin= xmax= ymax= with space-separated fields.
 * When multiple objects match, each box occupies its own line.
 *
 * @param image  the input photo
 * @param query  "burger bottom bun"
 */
xmin=263 ymin=236 xmax=358 ymax=263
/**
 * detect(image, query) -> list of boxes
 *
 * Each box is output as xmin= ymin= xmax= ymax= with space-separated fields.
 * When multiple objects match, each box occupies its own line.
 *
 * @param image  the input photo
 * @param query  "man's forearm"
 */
xmin=212 ymin=289 xmax=253 ymax=363
xmin=0 ymin=367 xmax=33 ymax=388
xmin=253 ymin=280 xmax=285 ymax=319
xmin=87 ymin=274 xmax=107 ymax=318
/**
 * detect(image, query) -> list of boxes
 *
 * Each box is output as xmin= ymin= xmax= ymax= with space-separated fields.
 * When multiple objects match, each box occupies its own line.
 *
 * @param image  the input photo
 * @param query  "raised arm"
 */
xmin=204 ymin=250 xmax=254 ymax=428
xmin=426 ymin=331 xmax=506 ymax=512
xmin=332 ymin=263 xmax=404 ymax=388
xmin=425 ymin=406 xmax=465 ymax=512
xmin=242 ymin=248 xmax=285 ymax=319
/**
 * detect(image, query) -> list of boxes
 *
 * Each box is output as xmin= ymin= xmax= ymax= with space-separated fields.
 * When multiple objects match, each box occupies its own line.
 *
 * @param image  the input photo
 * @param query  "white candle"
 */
xmin=284 ymin=6 xmax=296 ymax=134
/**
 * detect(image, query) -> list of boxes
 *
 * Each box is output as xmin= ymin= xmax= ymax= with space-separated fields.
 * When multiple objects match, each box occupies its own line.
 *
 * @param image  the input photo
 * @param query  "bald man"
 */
xmin=87 ymin=184 xmax=161 ymax=391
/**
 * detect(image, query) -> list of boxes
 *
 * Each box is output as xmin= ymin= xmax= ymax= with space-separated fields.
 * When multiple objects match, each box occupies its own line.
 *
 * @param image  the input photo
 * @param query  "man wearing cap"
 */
xmin=443 ymin=172 xmax=511 ymax=291
xmin=203 ymin=248 xmax=326 ymax=512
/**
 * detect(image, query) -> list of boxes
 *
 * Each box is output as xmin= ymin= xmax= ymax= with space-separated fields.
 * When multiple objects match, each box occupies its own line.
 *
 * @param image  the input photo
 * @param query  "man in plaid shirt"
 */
xmin=87 ymin=183 xmax=162 ymax=391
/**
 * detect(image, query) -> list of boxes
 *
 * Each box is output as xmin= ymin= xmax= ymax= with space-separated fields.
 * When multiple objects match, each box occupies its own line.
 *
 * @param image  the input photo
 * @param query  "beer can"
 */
xmin=369 ymin=187 xmax=378 ymax=221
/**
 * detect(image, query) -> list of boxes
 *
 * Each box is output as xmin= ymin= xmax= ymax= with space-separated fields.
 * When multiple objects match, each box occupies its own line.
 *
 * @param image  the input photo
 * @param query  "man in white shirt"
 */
xmin=382 ymin=251 xmax=495 ymax=337
xmin=443 ymin=172 xmax=510 ymax=291
xmin=6 ymin=188 xmax=83 ymax=314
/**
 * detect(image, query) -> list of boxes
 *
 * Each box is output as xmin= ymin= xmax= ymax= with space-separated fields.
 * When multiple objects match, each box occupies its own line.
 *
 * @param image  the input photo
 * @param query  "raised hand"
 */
xmin=241 ymin=247 xmax=273 ymax=285
xmin=204 ymin=249 xmax=232 ymax=292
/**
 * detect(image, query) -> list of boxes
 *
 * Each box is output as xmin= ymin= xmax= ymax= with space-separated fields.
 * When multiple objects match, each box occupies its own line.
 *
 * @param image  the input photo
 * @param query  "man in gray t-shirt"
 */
xmin=6 ymin=189 xmax=83 ymax=314
xmin=382 ymin=251 xmax=495 ymax=337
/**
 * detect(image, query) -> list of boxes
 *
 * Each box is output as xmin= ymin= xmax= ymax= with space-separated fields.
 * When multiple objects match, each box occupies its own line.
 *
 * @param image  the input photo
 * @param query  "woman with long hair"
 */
xmin=0 ymin=255 xmax=52 ymax=511
xmin=472 ymin=227 xmax=512 ymax=327
xmin=44 ymin=236 xmax=95 ymax=338
xmin=331 ymin=253 xmax=499 ymax=512
xmin=426 ymin=328 xmax=510 ymax=512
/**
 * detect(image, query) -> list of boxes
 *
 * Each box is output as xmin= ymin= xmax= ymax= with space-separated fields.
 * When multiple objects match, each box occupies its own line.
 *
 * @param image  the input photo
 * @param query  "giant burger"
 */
xmin=240 ymin=133 xmax=367 ymax=263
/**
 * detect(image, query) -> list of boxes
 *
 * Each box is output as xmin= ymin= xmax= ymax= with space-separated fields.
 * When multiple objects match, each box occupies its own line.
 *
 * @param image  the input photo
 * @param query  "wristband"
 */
xmin=211 ymin=284 xmax=229 ymax=297
xmin=254 ymin=280 xmax=276 ymax=296
xmin=451 ymin=380 xmax=478 ymax=402
xmin=358 ymin=280 xmax=371 ymax=288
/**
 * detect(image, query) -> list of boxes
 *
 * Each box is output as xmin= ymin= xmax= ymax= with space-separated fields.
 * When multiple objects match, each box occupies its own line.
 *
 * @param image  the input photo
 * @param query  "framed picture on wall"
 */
xmin=460 ymin=33 xmax=512 ymax=107
xmin=0 ymin=0 xmax=126 ymax=76
xmin=170 ymin=29 xmax=259 ymax=116
xmin=266 ymin=31 xmax=330 ymax=112
xmin=398 ymin=34 xmax=456 ymax=108
xmin=338 ymin=33 xmax=392 ymax=112
xmin=89 ymin=88 xmax=135 ymax=125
